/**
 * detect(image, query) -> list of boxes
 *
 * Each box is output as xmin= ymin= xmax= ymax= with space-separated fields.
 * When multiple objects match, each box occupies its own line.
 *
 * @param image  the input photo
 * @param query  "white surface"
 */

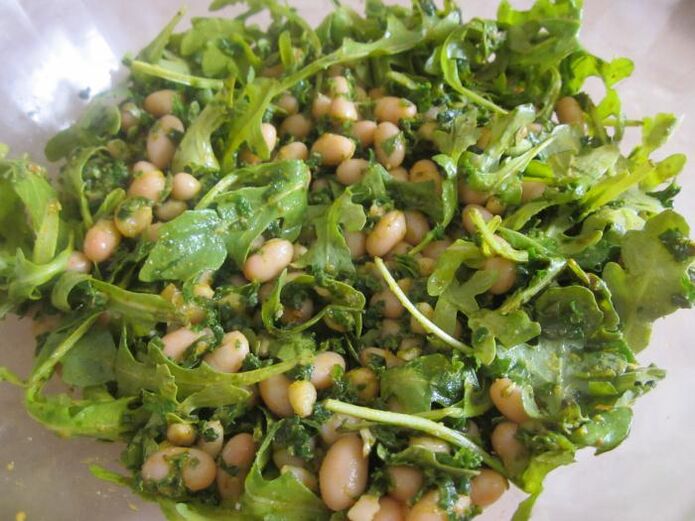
xmin=1 ymin=1 xmax=694 ymax=520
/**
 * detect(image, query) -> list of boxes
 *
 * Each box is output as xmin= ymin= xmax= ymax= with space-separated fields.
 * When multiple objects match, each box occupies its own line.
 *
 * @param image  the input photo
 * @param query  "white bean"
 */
xmin=277 ymin=141 xmax=309 ymax=161
xmin=203 ymin=331 xmax=249 ymax=373
xmin=374 ymin=123 xmax=405 ymax=169
xmin=421 ymin=239 xmax=451 ymax=260
xmin=115 ymin=200 xmax=153 ymax=238
xmin=409 ymin=436 xmax=450 ymax=454
xmin=313 ymin=94 xmax=332 ymax=118
xmin=243 ymin=238 xmax=294 ymax=283
xmin=156 ymin=200 xmax=187 ymax=222
xmin=166 ymin=423 xmax=196 ymax=447
xmin=330 ymin=98 xmax=359 ymax=122
xmin=404 ymin=211 xmax=430 ymax=245
xmin=337 ymin=158 xmax=370 ymax=186
xmin=147 ymin=115 xmax=184 ymax=169
xmin=461 ymin=204 xmax=493 ymax=234
xmin=555 ymin=96 xmax=583 ymax=125
xmin=320 ymin=414 xmax=360 ymax=445
xmin=197 ymin=420 xmax=224 ymax=458
xmin=484 ymin=257 xmax=517 ymax=295
xmin=491 ymin=421 xmax=527 ymax=473
xmin=221 ymin=432 xmax=257 ymax=470
xmin=141 ymin=447 xmax=216 ymax=492
xmin=458 ymin=181 xmax=489 ymax=205
xmin=83 ymin=220 xmax=121 ymax=263
xmin=328 ymin=76 xmax=351 ymax=97
xmin=259 ymin=374 xmax=294 ymax=417
xmin=171 ymin=172 xmax=201 ymax=201
xmin=162 ymin=327 xmax=207 ymax=362
xmin=319 ymin=435 xmax=368 ymax=511
xmin=311 ymin=133 xmax=356 ymax=166
xmin=370 ymin=289 xmax=404 ymax=319
xmin=288 ymin=380 xmax=318 ymax=417
xmin=143 ymin=89 xmax=177 ymax=117
xmin=521 ymin=181 xmax=546 ymax=203
xmin=374 ymin=96 xmax=417 ymax=124
xmin=345 ymin=231 xmax=367 ymax=258
xmin=387 ymin=465 xmax=424 ymax=502
xmin=261 ymin=122 xmax=278 ymax=152
xmin=347 ymin=494 xmax=381 ymax=521
xmin=346 ymin=367 xmax=379 ymax=401
xmin=128 ymin=168 xmax=166 ymax=202
xmin=67 ymin=251 xmax=92 ymax=273
xmin=311 ymin=351 xmax=346 ymax=390
xmin=374 ymin=496 xmax=406 ymax=521
xmin=352 ymin=120 xmax=377 ymax=147
xmin=388 ymin=167 xmax=409 ymax=182
xmin=277 ymin=93 xmax=299 ymax=115
xmin=470 ymin=469 xmax=508 ymax=507
xmin=409 ymin=160 xmax=441 ymax=194
xmin=489 ymin=378 xmax=530 ymax=424
xmin=366 ymin=210 xmax=407 ymax=257
xmin=281 ymin=114 xmax=313 ymax=139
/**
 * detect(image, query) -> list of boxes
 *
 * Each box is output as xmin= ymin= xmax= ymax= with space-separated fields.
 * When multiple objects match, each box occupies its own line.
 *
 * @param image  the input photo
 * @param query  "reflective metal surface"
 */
xmin=0 ymin=1 xmax=693 ymax=520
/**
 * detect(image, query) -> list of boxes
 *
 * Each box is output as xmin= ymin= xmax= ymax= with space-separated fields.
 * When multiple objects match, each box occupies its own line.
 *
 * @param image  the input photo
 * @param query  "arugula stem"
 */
xmin=28 ymin=313 xmax=100 ymax=389
xmin=195 ymin=174 xmax=239 ymax=209
xmin=130 ymin=61 xmax=225 ymax=90
xmin=374 ymin=258 xmax=473 ymax=354
xmin=499 ymin=258 xmax=567 ymax=314
xmin=324 ymin=399 xmax=506 ymax=475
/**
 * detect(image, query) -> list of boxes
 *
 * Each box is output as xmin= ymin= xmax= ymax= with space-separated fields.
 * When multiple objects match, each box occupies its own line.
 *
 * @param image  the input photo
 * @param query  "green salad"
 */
xmin=1 ymin=0 xmax=693 ymax=519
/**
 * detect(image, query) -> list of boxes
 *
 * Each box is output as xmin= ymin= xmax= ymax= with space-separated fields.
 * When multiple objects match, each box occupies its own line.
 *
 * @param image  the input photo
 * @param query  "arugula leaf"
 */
xmin=140 ymin=210 xmax=228 ymax=282
xmin=603 ymin=210 xmax=694 ymax=351
xmin=297 ymin=190 xmax=366 ymax=275
xmin=61 ymin=326 xmax=118 ymax=387
xmin=172 ymin=100 xmax=228 ymax=174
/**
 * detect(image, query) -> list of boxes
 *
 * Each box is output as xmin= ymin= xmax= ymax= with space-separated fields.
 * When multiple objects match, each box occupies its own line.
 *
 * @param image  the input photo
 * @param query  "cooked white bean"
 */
xmin=311 ymin=351 xmax=346 ymax=390
xmin=277 ymin=93 xmax=299 ymax=115
xmin=273 ymin=447 xmax=307 ymax=469
xmin=380 ymin=319 xmax=402 ymax=338
xmin=281 ymin=297 xmax=314 ymax=324
xmin=288 ymin=380 xmax=318 ymax=417
xmin=345 ymin=231 xmax=367 ymax=258
xmin=328 ymin=76 xmax=351 ymax=98
xmin=406 ymin=490 xmax=470 ymax=521
xmin=387 ymin=465 xmax=424 ymax=502
xmin=83 ymin=220 xmax=121 ymax=263
xmin=374 ymin=496 xmax=406 ymax=521
xmin=311 ymin=133 xmax=356 ymax=166
xmin=484 ymin=257 xmax=517 ymax=295
xmin=156 ymin=200 xmax=187 ymax=222
xmin=491 ymin=421 xmax=527 ymax=473
xmin=330 ymin=98 xmax=359 ymax=122
xmin=352 ymin=120 xmax=377 ymax=147
xmin=166 ymin=423 xmax=196 ymax=447
xmin=216 ymin=469 xmax=246 ymax=500
xmin=147 ymin=115 xmax=184 ymax=169
xmin=374 ymin=123 xmax=405 ymax=169
xmin=128 ymin=168 xmax=166 ymax=202
xmin=489 ymin=377 xmax=530 ymax=424
xmin=115 ymin=199 xmax=153 ymax=238
xmin=337 ymin=158 xmax=370 ymax=185
xmin=120 ymin=102 xmax=139 ymax=132
xmin=197 ymin=420 xmax=224 ymax=458
xmin=240 ymin=148 xmax=261 ymax=165
xmin=277 ymin=141 xmax=309 ymax=161
xmin=458 ymin=181 xmax=489 ymax=205
xmin=409 ymin=160 xmax=441 ymax=193
xmin=521 ymin=180 xmax=546 ymax=203
xmin=320 ymin=414 xmax=360 ymax=445
xmin=462 ymin=204 xmax=493 ymax=234
xmin=374 ymin=96 xmax=417 ymax=124
xmin=281 ymin=114 xmax=313 ymax=139
xmin=409 ymin=302 xmax=434 ymax=335
xmin=388 ymin=167 xmax=409 ymax=182
xmin=319 ymin=435 xmax=368 ymax=511
xmin=67 ymin=251 xmax=92 ymax=273
xmin=141 ymin=447 xmax=216 ymax=491
xmin=143 ymin=89 xmax=177 ymax=117
xmin=371 ymin=289 xmax=404 ymax=319
xmin=555 ymin=96 xmax=584 ymax=125
xmin=171 ymin=172 xmax=201 ymax=201
xmin=313 ymin=93 xmax=332 ymax=118
xmin=418 ymin=121 xmax=437 ymax=141
xmin=346 ymin=367 xmax=379 ymax=401
xmin=421 ymin=239 xmax=452 ymax=260
xmin=221 ymin=432 xmax=257 ymax=470
xmin=366 ymin=210 xmax=407 ymax=257
xmin=243 ymin=238 xmax=294 ymax=283
xmin=259 ymin=374 xmax=294 ymax=417
xmin=162 ymin=327 xmax=207 ymax=362
xmin=485 ymin=196 xmax=505 ymax=215
xmin=347 ymin=494 xmax=381 ymax=521
xmin=416 ymin=256 xmax=436 ymax=276
xmin=369 ymin=87 xmax=386 ymax=100
xmin=203 ymin=331 xmax=249 ymax=373
xmin=404 ymin=211 xmax=430 ymax=245
xmin=470 ymin=469 xmax=508 ymax=507
xmin=281 ymin=465 xmax=319 ymax=491
xmin=261 ymin=122 xmax=278 ymax=152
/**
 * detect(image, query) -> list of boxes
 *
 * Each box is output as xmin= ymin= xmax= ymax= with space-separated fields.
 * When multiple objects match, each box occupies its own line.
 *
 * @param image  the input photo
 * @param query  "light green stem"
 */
xmin=324 ymin=399 xmax=506 ymax=475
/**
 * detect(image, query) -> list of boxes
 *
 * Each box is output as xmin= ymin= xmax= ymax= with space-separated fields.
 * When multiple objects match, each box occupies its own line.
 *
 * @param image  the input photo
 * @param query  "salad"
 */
xmin=1 ymin=0 xmax=693 ymax=520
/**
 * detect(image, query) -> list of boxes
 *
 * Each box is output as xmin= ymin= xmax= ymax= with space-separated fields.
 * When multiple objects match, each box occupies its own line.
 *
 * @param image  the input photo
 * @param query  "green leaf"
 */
xmin=535 ymin=286 xmax=605 ymax=339
xmin=45 ymin=98 xmax=121 ymax=161
xmin=172 ymin=101 xmax=228 ymax=174
xmin=603 ymin=210 xmax=694 ymax=351
xmin=572 ymin=407 xmax=632 ymax=454
xmin=297 ymin=190 xmax=366 ymax=275
xmin=61 ymin=326 xmax=118 ymax=387
xmin=138 ymin=9 xmax=185 ymax=64
xmin=240 ymin=421 xmax=331 ymax=521
xmin=140 ymin=210 xmax=228 ymax=282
